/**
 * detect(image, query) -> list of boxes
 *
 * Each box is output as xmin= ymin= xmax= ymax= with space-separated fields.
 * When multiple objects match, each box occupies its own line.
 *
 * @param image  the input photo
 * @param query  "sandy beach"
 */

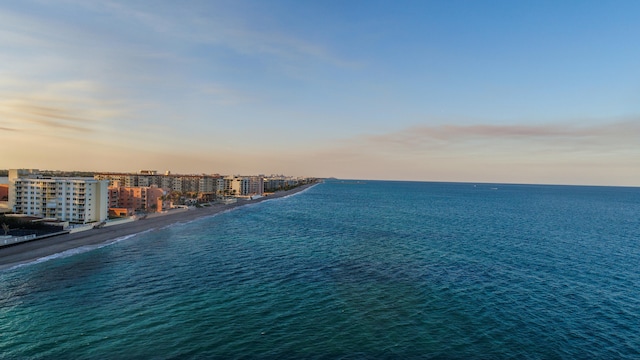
xmin=0 ymin=183 xmax=317 ymax=271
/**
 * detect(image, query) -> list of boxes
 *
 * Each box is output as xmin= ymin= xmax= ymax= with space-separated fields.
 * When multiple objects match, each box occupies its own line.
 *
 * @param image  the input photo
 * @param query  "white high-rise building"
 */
xmin=9 ymin=169 xmax=109 ymax=224
xmin=223 ymin=176 xmax=264 ymax=196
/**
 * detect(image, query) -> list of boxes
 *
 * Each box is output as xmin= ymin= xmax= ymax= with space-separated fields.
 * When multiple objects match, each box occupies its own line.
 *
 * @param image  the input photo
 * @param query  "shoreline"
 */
xmin=0 ymin=183 xmax=318 ymax=271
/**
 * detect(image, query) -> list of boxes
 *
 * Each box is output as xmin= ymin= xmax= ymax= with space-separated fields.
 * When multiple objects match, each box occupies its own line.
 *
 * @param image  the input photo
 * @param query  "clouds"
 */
xmin=0 ymin=1 xmax=639 ymax=185
xmin=0 ymin=78 xmax=130 ymax=135
xmin=0 ymin=0 xmax=356 ymax=127
xmin=199 ymin=84 xmax=255 ymax=106
xmin=363 ymin=121 xmax=640 ymax=154
xmin=276 ymin=120 xmax=640 ymax=185
xmin=195 ymin=23 xmax=358 ymax=70
xmin=59 ymin=0 xmax=356 ymax=71
xmin=1 ymin=101 xmax=93 ymax=133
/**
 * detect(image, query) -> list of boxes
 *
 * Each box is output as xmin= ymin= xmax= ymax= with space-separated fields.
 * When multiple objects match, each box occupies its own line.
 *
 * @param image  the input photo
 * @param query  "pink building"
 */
xmin=108 ymin=185 xmax=165 ymax=213
xmin=0 ymin=184 xmax=8 ymax=201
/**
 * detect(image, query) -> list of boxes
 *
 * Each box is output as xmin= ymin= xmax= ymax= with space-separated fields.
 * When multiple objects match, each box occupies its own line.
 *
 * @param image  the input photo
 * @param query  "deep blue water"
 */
xmin=1 ymin=180 xmax=639 ymax=359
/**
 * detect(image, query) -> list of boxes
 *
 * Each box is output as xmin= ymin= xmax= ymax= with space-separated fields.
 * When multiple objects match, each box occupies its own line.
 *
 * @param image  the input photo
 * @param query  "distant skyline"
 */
xmin=1 ymin=0 xmax=639 ymax=186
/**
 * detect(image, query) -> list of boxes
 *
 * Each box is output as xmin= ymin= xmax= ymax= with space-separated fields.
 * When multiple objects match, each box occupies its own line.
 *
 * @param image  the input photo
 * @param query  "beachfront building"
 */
xmin=108 ymin=187 xmax=120 ymax=208
xmin=0 ymin=184 xmax=8 ymax=201
xmin=0 ymin=184 xmax=9 ymax=213
xmin=94 ymin=173 xmax=138 ymax=187
xmin=222 ymin=176 xmax=236 ymax=196
xmin=247 ymin=176 xmax=264 ymax=196
xmin=223 ymin=176 xmax=264 ymax=197
xmin=95 ymin=171 xmax=221 ymax=196
xmin=108 ymin=185 xmax=165 ymax=213
xmin=264 ymin=175 xmax=304 ymax=192
xmin=8 ymin=169 xmax=109 ymax=224
xmin=199 ymin=176 xmax=216 ymax=194
xmin=215 ymin=178 xmax=225 ymax=197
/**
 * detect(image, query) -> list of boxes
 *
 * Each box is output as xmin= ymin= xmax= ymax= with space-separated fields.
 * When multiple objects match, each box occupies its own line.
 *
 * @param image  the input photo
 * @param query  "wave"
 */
xmin=2 ymin=186 xmax=320 ymax=272
xmin=4 ymin=230 xmax=155 ymax=271
xmin=261 ymin=183 xmax=320 ymax=203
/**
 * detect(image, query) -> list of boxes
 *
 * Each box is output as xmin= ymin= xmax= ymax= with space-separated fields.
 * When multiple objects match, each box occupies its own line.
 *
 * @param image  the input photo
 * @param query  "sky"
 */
xmin=1 ymin=0 xmax=639 ymax=185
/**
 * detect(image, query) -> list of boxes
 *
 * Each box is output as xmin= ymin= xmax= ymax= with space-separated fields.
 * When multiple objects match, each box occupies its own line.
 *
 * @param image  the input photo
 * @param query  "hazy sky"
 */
xmin=2 ymin=0 xmax=639 ymax=185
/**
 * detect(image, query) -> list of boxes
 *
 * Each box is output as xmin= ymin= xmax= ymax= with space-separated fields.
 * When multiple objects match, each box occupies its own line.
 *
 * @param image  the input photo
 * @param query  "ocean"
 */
xmin=1 ymin=180 xmax=639 ymax=359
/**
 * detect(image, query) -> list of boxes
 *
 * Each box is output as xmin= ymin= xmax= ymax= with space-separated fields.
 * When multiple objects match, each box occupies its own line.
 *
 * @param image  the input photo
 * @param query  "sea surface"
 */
xmin=1 ymin=180 xmax=639 ymax=359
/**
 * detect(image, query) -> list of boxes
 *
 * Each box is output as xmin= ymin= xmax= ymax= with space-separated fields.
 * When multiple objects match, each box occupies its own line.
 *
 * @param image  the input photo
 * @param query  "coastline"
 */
xmin=0 ymin=183 xmax=318 ymax=271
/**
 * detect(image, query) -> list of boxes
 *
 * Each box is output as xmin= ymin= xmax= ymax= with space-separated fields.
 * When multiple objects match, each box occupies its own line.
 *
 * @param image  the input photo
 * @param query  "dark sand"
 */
xmin=0 ymin=183 xmax=317 ymax=271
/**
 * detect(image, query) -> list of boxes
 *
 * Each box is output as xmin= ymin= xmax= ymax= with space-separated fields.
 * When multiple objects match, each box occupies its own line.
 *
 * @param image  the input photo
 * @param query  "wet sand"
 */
xmin=0 ymin=183 xmax=317 ymax=271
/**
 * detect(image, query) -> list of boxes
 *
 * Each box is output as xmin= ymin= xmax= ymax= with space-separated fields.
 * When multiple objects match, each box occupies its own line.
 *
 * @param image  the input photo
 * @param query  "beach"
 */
xmin=0 ymin=183 xmax=317 ymax=271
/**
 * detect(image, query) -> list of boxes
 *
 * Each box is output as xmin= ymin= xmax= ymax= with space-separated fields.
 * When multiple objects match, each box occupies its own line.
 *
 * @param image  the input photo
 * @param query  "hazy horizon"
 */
xmin=2 ymin=1 xmax=639 ymax=186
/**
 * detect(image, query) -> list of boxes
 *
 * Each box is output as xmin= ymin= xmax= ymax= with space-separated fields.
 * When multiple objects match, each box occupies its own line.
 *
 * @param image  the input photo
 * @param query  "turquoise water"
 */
xmin=1 ymin=181 xmax=639 ymax=359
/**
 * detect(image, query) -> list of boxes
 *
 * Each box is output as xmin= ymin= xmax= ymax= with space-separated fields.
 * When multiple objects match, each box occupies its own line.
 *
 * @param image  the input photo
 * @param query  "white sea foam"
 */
xmin=9 ymin=247 xmax=92 ymax=270
xmin=2 ymin=186 xmax=320 ymax=272
xmin=170 ymin=202 xmax=265 ymax=227
xmin=159 ymin=213 xmax=218 ymax=229
xmin=168 ymin=184 xmax=320 ymax=227
xmin=266 ymin=183 xmax=319 ymax=202
xmin=102 ymin=231 xmax=152 ymax=246
xmin=3 ymin=230 xmax=154 ymax=271
xmin=160 ymin=221 xmax=188 ymax=230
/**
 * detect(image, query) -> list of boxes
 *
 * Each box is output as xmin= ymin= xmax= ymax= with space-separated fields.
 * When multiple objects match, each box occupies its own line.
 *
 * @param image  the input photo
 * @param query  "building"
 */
xmin=0 ymin=184 xmax=9 ymax=213
xmin=0 ymin=184 xmax=8 ymax=201
xmin=264 ymin=176 xmax=301 ymax=192
xmin=95 ymin=171 xmax=220 ymax=195
xmin=215 ymin=178 xmax=226 ymax=197
xmin=198 ymin=176 xmax=216 ymax=193
xmin=108 ymin=185 xmax=165 ymax=213
xmin=223 ymin=176 xmax=264 ymax=196
xmin=247 ymin=176 xmax=264 ymax=196
xmin=8 ymin=169 xmax=109 ymax=224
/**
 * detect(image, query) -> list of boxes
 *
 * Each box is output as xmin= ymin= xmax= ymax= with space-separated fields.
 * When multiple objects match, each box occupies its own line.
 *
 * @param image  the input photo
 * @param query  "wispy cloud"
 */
xmin=199 ymin=84 xmax=255 ymax=106
xmin=1 ymin=99 xmax=95 ymax=133
xmin=13 ymin=103 xmax=92 ymax=123
xmin=74 ymin=0 xmax=360 ymax=69
xmin=199 ymin=25 xmax=361 ymax=69
xmin=363 ymin=121 xmax=640 ymax=153
xmin=0 ymin=78 xmax=132 ymax=137
xmin=280 ymin=120 xmax=640 ymax=184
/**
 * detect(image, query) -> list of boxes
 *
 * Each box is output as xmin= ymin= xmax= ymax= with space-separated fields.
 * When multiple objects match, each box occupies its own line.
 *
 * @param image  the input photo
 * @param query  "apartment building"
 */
xmin=8 ymin=169 xmax=109 ymax=224
xmin=0 ymin=184 xmax=9 ymax=213
xmin=215 ymin=178 xmax=226 ymax=197
xmin=264 ymin=176 xmax=301 ymax=192
xmin=223 ymin=176 xmax=264 ymax=196
xmin=247 ymin=176 xmax=264 ymax=196
xmin=109 ymin=185 xmax=165 ymax=212
xmin=198 ymin=177 xmax=216 ymax=193
xmin=95 ymin=171 xmax=220 ymax=194
xmin=0 ymin=184 xmax=8 ymax=201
